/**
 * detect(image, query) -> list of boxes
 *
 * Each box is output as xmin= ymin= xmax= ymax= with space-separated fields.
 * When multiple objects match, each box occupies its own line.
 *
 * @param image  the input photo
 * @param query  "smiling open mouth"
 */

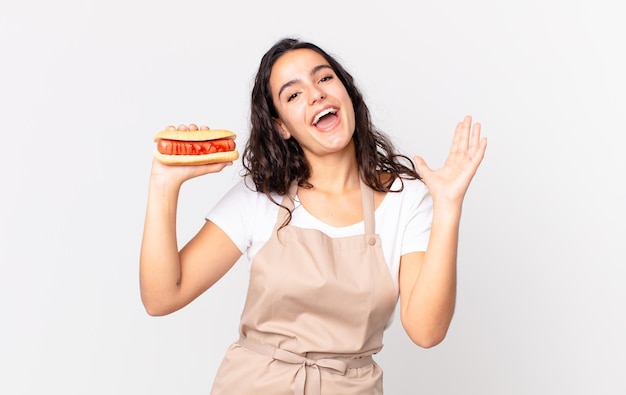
xmin=313 ymin=108 xmax=338 ymax=129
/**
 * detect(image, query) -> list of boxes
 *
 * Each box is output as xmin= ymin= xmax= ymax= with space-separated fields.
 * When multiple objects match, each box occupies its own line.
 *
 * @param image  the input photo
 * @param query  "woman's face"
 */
xmin=269 ymin=48 xmax=356 ymax=159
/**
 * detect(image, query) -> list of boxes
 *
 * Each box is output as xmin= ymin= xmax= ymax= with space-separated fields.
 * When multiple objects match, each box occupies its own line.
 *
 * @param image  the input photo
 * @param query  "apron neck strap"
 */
xmin=359 ymin=178 xmax=375 ymax=236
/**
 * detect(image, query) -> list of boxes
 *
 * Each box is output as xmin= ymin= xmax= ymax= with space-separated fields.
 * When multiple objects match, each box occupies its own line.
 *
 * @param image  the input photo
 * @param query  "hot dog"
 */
xmin=153 ymin=128 xmax=239 ymax=165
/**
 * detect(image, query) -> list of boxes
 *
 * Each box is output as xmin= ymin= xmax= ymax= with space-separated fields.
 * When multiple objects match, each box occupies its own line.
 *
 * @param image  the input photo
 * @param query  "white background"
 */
xmin=1 ymin=0 xmax=624 ymax=394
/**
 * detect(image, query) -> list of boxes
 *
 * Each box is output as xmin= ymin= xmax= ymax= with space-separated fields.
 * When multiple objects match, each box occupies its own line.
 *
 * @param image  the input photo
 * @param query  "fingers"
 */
xmin=451 ymin=115 xmax=472 ymax=153
xmin=449 ymin=122 xmax=460 ymax=154
xmin=459 ymin=115 xmax=472 ymax=152
xmin=165 ymin=124 xmax=211 ymax=131
xmin=450 ymin=116 xmax=467 ymax=154
xmin=474 ymin=134 xmax=488 ymax=165
xmin=451 ymin=115 xmax=486 ymax=156
xmin=186 ymin=124 xmax=211 ymax=131
xmin=468 ymin=121 xmax=482 ymax=154
xmin=466 ymin=119 xmax=487 ymax=166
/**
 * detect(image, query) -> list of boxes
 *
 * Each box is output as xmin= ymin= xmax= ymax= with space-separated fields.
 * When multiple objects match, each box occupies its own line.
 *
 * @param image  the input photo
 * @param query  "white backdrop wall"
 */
xmin=1 ymin=1 xmax=624 ymax=394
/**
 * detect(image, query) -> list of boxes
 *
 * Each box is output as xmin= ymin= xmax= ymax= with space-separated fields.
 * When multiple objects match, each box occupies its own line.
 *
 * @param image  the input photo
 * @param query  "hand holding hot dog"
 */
xmin=154 ymin=123 xmax=239 ymax=165
xmin=149 ymin=123 xmax=238 ymax=184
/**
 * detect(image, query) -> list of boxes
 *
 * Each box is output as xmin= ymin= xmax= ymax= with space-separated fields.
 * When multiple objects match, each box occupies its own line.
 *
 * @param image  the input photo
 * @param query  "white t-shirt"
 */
xmin=206 ymin=176 xmax=433 ymax=295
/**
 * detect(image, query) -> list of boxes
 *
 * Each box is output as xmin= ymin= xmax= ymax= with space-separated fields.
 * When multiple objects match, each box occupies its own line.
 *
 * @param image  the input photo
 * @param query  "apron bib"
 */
xmin=210 ymin=180 xmax=397 ymax=395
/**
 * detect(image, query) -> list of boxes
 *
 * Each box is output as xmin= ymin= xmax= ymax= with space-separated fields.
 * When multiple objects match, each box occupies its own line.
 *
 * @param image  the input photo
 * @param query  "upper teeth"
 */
xmin=313 ymin=108 xmax=336 ymax=125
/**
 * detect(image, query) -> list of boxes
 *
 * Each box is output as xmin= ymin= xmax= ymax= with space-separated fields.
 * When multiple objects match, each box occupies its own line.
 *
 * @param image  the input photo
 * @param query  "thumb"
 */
xmin=413 ymin=155 xmax=431 ymax=179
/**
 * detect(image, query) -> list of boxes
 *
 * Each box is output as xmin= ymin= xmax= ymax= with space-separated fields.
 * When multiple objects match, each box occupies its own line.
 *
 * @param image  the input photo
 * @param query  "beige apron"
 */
xmin=210 ymin=179 xmax=397 ymax=395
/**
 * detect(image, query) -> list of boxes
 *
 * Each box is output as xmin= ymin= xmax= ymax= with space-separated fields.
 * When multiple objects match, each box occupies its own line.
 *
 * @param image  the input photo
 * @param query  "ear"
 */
xmin=273 ymin=118 xmax=291 ymax=140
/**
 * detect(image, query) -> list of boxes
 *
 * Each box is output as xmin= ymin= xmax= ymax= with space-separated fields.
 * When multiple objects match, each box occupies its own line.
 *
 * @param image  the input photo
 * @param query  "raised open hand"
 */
xmin=413 ymin=115 xmax=487 ymax=207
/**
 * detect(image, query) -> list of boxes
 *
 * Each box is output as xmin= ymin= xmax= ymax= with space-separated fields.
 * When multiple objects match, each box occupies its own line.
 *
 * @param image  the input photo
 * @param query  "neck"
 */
xmin=305 ymin=145 xmax=360 ymax=194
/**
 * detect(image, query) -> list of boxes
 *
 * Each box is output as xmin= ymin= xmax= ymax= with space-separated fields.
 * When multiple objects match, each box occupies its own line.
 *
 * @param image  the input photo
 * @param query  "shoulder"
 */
xmin=206 ymin=176 xmax=281 ymax=254
xmin=389 ymin=177 xmax=430 ymax=201
xmin=378 ymin=177 xmax=432 ymax=223
xmin=219 ymin=176 xmax=283 ymax=210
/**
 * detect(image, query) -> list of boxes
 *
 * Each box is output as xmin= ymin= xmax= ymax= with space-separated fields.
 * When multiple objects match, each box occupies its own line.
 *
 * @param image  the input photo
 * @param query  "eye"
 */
xmin=319 ymin=74 xmax=333 ymax=83
xmin=287 ymin=92 xmax=299 ymax=102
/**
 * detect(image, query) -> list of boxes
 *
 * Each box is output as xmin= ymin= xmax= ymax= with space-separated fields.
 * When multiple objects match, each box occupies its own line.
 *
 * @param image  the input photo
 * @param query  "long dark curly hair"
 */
xmin=242 ymin=37 xmax=420 ymax=201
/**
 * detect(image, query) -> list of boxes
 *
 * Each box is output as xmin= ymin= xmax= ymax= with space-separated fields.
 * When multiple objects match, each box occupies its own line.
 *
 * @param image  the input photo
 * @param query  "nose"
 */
xmin=308 ymin=86 xmax=326 ymax=105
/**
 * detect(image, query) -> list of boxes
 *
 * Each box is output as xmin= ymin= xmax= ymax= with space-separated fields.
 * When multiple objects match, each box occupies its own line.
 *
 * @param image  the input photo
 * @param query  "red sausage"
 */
xmin=157 ymin=139 xmax=236 ymax=155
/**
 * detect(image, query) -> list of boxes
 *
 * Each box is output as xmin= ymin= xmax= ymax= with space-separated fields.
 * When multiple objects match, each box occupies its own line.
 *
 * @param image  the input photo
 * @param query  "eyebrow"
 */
xmin=277 ymin=64 xmax=333 ymax=100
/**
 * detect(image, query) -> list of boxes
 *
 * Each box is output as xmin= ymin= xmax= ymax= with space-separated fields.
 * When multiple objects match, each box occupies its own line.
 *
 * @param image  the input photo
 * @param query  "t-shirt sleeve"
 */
xmin=400 ymin=181 xmax=433 ymax=255
xmin=205 ymin=179 xmax=255 ymax=254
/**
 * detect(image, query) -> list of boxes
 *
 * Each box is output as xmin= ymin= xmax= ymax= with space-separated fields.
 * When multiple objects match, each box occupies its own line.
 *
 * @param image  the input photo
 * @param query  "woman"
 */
xmin=140 ymin=37 xmax=487 ymax=394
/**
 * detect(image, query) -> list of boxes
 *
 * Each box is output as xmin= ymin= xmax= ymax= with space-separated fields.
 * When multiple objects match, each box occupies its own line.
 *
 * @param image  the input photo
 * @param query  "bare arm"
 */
xmin=399 ymin=116 xmax=487 ymax=347
xmin=139 ymin=124 xmax=242 ymax=316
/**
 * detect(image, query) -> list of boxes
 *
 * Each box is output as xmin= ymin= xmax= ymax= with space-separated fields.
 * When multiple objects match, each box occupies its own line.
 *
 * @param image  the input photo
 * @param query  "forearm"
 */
xmin=402 ymin=203 xmax=461 ymax=347
xmin=403 ymin=114 xmax=486 ymax=346
xmin=139 ymin=175 xmax=184 ymax=315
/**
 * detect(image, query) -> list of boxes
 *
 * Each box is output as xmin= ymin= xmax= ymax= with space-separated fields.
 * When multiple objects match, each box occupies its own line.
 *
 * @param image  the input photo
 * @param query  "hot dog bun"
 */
xmin=153 ymin=128 xmax=240 ymax=166
xmin=153 ymin=129 xmax=236 ymax=142
xmin=153 ymin=150 xmax=240 ymax=165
